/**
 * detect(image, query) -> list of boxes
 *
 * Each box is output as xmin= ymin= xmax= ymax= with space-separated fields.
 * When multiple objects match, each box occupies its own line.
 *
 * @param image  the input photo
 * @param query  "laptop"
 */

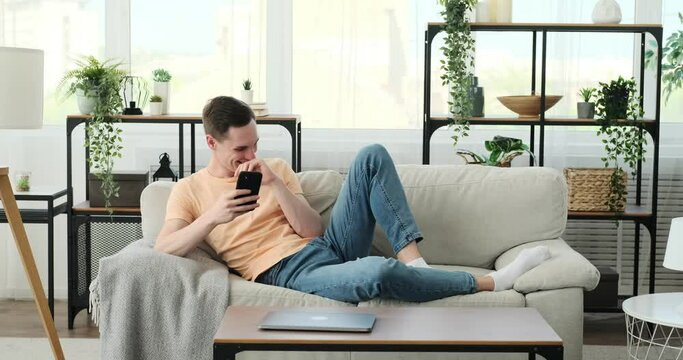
xmin=259 ymin=310 xmax=376 ymax=333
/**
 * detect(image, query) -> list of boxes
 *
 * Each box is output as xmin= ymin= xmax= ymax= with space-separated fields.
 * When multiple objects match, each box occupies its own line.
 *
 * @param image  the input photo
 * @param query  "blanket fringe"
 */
xmin=89 ymin=277 xmax=100 ymax=326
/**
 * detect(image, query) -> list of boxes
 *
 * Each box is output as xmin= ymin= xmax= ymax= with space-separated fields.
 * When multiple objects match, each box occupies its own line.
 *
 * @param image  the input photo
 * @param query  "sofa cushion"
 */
xmin=371 ymin=165 xmax=568 ymax=269
xmin=228 ymin=274 xmax=354 ymax=307
xmin=357 ymin=264 xmax=525 ymax=308
xmin=295 ymin=170 xmax=343 ymax=228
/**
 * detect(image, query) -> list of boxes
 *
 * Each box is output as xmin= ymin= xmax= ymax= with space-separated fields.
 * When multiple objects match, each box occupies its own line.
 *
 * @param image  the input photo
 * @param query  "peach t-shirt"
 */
xmin=164 ymin=158 xmax=313 ymax=280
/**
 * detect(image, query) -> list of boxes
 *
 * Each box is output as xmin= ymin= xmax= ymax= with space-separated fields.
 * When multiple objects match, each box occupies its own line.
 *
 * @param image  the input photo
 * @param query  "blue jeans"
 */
xmin=256 ymin=144 xmax=476 ymax=302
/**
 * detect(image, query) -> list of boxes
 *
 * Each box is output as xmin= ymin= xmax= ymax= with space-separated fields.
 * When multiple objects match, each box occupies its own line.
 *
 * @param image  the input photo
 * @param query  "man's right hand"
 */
xmin=205 ymin=189 xmax=260 ymax=225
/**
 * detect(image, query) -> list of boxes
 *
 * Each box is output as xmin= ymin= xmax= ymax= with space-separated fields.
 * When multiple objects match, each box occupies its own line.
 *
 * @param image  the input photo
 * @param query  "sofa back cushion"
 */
xmin=369 ymin=165 xmax=567 ymax=269
xmin=140 ymin=170 xmax=344 ymax=242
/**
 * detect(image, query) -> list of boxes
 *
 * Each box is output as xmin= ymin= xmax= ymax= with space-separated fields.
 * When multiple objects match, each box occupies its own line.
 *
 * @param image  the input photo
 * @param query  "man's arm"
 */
xmin=154 ymin=189 xmax=259 ymax=257
xmin=270 ymin=178 xmax=323 ymax=238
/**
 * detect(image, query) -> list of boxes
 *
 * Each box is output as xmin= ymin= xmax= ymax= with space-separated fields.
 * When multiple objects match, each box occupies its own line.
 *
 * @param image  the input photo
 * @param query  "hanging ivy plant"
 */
xmin=59 ymin=56 xmax=126 ymax=213
xmin=439 ymin=0 xmax=477 ymax=146
xmin=594 ymin=76 xmax=647 ymax=214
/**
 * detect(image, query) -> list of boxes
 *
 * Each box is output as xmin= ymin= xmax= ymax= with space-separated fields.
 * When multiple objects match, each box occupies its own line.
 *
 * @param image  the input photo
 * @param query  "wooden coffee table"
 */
xmin=213 ymin=306 xmax=563 ymax=359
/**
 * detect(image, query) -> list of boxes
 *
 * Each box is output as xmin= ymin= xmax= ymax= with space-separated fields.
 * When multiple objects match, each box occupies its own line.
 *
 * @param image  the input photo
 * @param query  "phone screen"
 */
xmin=235 ymin=171 xmax=262 ymax=206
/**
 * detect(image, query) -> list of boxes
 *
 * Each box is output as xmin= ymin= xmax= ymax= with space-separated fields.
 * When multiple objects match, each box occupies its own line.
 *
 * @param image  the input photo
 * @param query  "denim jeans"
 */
xmin=256 ymin=144 xmax=476 ymax=303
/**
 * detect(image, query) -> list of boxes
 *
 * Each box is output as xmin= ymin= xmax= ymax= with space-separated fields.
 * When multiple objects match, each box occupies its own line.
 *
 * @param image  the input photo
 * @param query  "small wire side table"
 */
xmin=623 ymin=293 xmax=683 ymax=359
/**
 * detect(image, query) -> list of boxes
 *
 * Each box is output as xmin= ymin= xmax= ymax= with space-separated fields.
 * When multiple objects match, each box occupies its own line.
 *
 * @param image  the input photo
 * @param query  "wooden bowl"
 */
xmin=497 ymin=95 xmax=562 ymax=118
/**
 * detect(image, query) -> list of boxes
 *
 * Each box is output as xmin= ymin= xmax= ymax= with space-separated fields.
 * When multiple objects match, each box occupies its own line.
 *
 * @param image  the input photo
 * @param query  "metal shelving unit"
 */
xmin=422 ymin=22 xmax=663 ymax=299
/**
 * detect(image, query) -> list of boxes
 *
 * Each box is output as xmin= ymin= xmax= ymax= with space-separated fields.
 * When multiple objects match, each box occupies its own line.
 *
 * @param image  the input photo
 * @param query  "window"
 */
xmin=131 ymin=0 xmax=267 ymax=114
xmin=1 ymin=0 xmax=104 ymax=124
xmin=661 ymin=0 xmax=683 ymax=122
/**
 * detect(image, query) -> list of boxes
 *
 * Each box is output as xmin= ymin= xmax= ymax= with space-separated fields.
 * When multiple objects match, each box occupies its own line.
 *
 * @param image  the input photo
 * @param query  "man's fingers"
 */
xmin=233 ymin=203 xmax=259 ymax=213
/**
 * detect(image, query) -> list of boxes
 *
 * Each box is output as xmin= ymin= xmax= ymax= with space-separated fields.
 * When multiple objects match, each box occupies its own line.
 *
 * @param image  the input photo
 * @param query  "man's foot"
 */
xmin=406 ymin=257 xmax=431 ymax=269
xmin=490 ymin=246 xmax=551 ymax=291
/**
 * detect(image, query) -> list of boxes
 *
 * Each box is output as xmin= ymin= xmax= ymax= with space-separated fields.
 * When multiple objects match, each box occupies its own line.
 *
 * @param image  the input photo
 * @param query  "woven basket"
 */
xmin=564 ymin=168 xmax=627 ymax=212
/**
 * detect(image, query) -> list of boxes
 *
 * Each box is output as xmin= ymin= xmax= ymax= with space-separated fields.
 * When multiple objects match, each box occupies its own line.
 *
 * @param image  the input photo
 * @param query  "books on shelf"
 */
xmin=250 ymin=102 xmax=269 ymax=117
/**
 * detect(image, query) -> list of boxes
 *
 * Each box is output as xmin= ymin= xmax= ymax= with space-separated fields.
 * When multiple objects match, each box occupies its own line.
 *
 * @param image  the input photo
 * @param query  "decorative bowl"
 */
xmin=497 ymin=95 xmax=562 ymax=119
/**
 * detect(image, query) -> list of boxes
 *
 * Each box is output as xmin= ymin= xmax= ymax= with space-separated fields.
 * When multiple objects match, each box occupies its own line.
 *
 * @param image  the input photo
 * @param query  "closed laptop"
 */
xmin=259 ymin=311 xmax=376 ymax=333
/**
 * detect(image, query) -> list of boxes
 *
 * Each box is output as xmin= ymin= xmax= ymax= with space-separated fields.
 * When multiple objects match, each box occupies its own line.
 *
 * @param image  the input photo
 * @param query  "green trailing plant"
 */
xmin=152 ymin=68 xmax=172 ymax=82
xmin=150 ymin=95 xmax=162 ymax=102
xmin=242 ymin=78 xmax=252 ymax=90
xmin=58 ymin=56 xmax=127 ymax=213
xmin=578 ymin=87 xmax=596 ymax=102
xmin=645 ymin=12 xmax=683 ymax=104
xmin=456 ymin=135 xmax=535 ymax=167
xmin=594 ymin=76 xmax=646 ymax=214
xmin=439 ymin=0 xmax=477 ymax=147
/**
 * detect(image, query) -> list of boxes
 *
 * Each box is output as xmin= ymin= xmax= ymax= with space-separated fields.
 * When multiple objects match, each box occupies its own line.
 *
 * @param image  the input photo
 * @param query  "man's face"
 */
xmin=206 ymin=119 xmax=259 ymax=176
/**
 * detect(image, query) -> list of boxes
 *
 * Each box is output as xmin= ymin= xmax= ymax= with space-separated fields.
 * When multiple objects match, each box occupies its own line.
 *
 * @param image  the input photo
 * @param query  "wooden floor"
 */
xmin=0 ymin=300 xmax=626 ymax=345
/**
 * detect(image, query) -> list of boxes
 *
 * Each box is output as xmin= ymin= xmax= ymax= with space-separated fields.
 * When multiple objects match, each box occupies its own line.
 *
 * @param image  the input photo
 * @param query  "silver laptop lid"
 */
xmin=259 ymin=311 xmax=376 ymax=333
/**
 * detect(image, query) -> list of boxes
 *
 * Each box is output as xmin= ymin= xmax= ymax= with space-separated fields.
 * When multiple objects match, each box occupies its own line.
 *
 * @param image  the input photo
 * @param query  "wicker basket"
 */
xmin=564 ymin=168 xmax=627 ymax=212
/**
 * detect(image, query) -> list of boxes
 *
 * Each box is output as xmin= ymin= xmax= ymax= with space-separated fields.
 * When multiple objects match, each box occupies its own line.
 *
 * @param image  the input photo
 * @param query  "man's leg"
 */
xmin=322 ymin=144 xmax=423 ymax=262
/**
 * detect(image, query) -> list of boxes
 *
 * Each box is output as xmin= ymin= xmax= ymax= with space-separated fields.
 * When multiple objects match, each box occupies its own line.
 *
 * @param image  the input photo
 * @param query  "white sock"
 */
xmin=489 ymin=246 xmax=551 ymax=291
xmin=406 ymin=257 xmax=431 ymax=269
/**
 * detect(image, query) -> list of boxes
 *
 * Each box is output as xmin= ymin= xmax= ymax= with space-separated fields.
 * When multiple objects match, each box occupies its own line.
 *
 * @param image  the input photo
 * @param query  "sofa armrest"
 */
xmin=495 ymin=238 xmax=600 ymax=294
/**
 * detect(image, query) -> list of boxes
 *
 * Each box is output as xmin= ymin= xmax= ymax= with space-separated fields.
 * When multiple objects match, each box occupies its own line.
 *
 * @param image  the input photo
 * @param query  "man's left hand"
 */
xmin=235 ymin=159 xmax=281 ymax=186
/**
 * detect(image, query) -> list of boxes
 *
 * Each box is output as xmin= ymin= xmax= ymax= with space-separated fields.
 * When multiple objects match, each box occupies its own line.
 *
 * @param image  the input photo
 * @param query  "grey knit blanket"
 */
xmin=89 ymin=238 xmax=230 ymax=360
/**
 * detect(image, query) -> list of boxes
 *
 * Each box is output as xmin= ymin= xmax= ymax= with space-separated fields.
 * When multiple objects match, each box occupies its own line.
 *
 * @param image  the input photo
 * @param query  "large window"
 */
xmin=293 ymin=0 xmax=636 ymax=129
xmin=1 ymin=0 xmax=104 ymax=124
xmin=131 ymin=0 xmax=266 ymax=114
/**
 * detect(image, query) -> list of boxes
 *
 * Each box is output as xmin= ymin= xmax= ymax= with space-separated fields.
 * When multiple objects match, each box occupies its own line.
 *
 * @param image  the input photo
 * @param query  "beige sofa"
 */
xmin=141 ymin=164 xmax=600 ymax=360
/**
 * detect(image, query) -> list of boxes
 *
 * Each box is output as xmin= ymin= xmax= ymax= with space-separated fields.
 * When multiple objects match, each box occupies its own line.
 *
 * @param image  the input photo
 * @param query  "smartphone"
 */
xmin=235 ymin=171 xmax=262 ymax=206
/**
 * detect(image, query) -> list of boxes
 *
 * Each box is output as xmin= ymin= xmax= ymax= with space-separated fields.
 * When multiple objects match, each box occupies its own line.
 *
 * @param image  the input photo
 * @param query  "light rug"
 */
xmin=0 ymin=338 xmax=626 ymax=360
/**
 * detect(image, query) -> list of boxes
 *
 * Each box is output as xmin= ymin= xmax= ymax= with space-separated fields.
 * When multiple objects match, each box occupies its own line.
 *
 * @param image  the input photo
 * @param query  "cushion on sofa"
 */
xmin=228 ymin=274 xmax=354 ymax=307
xmin=371 ymin=165 xmax=568 ymax=269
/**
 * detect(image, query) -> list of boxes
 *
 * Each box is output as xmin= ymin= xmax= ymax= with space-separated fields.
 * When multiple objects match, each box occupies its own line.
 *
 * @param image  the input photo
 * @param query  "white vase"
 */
xmin=149 ymin=102 xmax=163 ymax=116
xmin=76 ymin=89 xmax=97 ymax=115
xmin=592 ymin=0 xmax=622 ymax=24
xmin=153 ymin=81 xmax=170 ymax=114
xmin=241 ymin=89 xmax=254 ymax=105
xmin=496 ymin=0 xmax=512 ymax=23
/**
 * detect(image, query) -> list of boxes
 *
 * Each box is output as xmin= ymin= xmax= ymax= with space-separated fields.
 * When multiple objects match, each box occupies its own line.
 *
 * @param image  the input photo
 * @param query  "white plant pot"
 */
xmin=592 ymin=0 xmax=622 ymax=24
xmin=241 ymin=89 xmax=253 ymax=105
xmin=76 ymin=89 xmax=97 ymax=115
xmin=150 ymin=102 xmax=163 ymax=116
xmin=153 ymin=81 xmax=170 ymax=114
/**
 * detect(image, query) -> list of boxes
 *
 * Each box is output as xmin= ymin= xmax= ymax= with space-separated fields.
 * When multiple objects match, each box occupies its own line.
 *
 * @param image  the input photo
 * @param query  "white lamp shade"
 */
xmin=0 ymin=47 xmax=44 ymax=129
xmin=664 ymin=217 xmax=683 ymax=271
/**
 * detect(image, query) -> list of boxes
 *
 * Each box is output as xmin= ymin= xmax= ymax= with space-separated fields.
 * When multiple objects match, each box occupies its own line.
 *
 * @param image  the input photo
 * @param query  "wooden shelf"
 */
xmin=428 ymin=22 xmax=662 ymax=32
xmin=67 ymin=114 xmax=300 ymax=123
xmin=72 ymin=201 xmax=141 ymax=215
xmin=568 ymin=205 xmax=652 ymax=220
xmin=429 ymin=116 xmax=656 ymax=127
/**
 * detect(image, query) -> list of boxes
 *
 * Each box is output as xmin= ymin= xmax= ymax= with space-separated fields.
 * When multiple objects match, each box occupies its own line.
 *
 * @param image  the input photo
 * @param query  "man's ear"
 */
xmin=206 ymin=135 xmax=217 ymax=150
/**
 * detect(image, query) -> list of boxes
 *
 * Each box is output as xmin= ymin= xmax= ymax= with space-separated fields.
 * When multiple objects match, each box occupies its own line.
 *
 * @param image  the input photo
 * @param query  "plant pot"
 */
xmin=154 ymin=81 xmax=170 ymax=114
xmin=577 ymin=102 xmax=595 ymax=119
xmin=150 ymin=102 xmax=163 ymax=116
xmin=76 ymin=89 xmax=97 ymax=115
xmin=592 ymin=0 xmax=622 ymax=24
xmin=241 ymin=89 xmax=253 ymax=105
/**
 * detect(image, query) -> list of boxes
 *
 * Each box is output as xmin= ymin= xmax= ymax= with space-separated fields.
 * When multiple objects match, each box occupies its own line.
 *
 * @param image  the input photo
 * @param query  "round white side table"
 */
xmin=623 ymin=293 xmax=683 ymax=359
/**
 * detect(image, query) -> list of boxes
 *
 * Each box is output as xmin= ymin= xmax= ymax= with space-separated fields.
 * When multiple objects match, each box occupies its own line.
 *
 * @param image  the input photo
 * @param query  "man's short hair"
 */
xmin=202 ymin=96 xmax=255 ymax=140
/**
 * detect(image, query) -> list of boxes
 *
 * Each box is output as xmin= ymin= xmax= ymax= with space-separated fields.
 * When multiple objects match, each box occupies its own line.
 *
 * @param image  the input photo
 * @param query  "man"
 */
xmin=154 ymin=96 xmax=550 ymax=303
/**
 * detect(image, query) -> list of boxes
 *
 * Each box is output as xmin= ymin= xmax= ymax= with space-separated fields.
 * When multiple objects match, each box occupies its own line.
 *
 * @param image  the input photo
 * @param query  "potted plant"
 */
xmin=646 ymin=12 xmax=683 ymax=104
xmin=59 ymin=55 xmax=127 ymax=212
xmin=456 ymin=135 xmax=535 ymax=167
xmin=241 ymin=78 xmax=253 ymax=104
xmin=595 ymin=76 xmax=646 ymax=213
xmin=577 ymin=87 xmax=596 ymax=119
xmin=152 ymin=68 xmax=172 ymax=114
xmin=439 ymin=0 xmax=477 ymax=146
xmin=149 ymin=95 xmax=163 ymax=115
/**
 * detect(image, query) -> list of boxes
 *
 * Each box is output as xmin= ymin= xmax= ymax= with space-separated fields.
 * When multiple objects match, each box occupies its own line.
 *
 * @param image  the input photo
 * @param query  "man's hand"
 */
xmin=205 ymin=189 xmax=260 ymax=225
xmin=235 ymin=159 xmax=281 ymax=186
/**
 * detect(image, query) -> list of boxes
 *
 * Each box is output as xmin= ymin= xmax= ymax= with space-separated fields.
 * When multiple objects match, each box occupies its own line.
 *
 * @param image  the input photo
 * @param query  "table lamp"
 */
xmin=664 ymin=217 xmax=683 ymax=313
xmin=0 ymin=47 xmax=64 ymax=359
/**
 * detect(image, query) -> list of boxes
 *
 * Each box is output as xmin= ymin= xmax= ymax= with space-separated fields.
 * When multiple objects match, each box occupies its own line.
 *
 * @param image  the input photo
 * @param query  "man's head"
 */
xmin=202 ymin=96 xmax=259 ymax=175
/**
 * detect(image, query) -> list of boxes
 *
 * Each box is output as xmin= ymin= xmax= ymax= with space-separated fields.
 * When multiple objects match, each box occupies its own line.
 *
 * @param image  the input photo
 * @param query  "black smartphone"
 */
xmin=235 ymin=171 xmax=262 ymax=206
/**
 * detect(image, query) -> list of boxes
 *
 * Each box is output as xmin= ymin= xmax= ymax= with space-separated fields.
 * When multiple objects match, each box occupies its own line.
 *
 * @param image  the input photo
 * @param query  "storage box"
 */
xmin=564 ymin=168 xmax=627 ymax=212
xmin=584 ymin=266 xmax=619 ymax=309
xmin=88 ymin=171 xmax=149 ymax=207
